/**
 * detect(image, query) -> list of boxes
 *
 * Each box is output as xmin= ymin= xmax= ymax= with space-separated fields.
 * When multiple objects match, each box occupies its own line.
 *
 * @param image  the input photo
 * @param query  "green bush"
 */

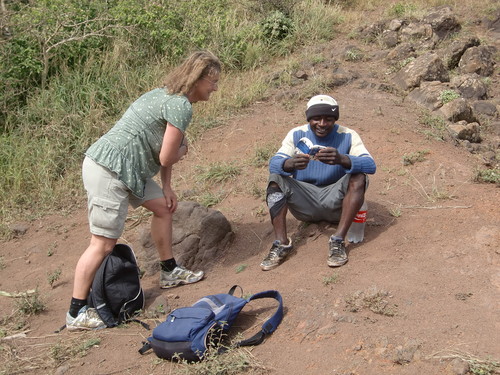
xmin=0 ymin=0 xmax=344 ymax=224
xmin=261 ymin=10 xmax=294 ymax=43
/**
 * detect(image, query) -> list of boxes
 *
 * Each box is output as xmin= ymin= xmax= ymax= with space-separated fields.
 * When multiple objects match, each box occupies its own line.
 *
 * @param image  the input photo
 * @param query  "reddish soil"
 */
xmin=1 ymin=7 xmax=499 ymax=375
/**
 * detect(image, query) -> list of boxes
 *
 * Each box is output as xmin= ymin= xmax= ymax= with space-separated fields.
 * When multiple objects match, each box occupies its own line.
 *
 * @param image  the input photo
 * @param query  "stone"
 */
xmin=423 ymin=6 xmax=461 ymax=40
xmin=473 ymin=101 xmax=498 ymax=118
xmin=9 ymin=223 xmax=29 ymax=237
xmin=451 ymin=73 xmax=487 ymax=100
xmin=388 ymin=19 xmax=403 ymax=31
xmin=399 ymin=22 xmax=433 ymax=42
xmin=386 ymin=43 xmax=416 ymax=61
xmin=407 ymin=81 xmax=450 ymax=110
xmin=325 ymin=67 xmax=359 ymax=87
xmin=137 ymin=201 xmax=234 ymax=274
xmin=448 ymin=121 xmax=481 ymax=143
xmin=392 ymin=339 xmax=421 ymax=364
xmin=439 ymin=98 xmax=476 ymax=123
xmin=459 ymin=45 xmax=497 ymax=76
xmin=450 ymin=358 xmax=470 ymax=375
xmin=381 ymin=30 xmax=399 ymax=48
xmin=443 ymin=37 xmax=480 ymax=69
xmin=394 ymin=52 xmax=449 ymax=90
xmin=295 ymin=70 xmax=308 ymax=80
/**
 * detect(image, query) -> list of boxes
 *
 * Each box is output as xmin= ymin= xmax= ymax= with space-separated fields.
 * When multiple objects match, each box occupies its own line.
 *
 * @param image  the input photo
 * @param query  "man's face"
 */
xmin=309 ymin=116 xmax=336 ymax=137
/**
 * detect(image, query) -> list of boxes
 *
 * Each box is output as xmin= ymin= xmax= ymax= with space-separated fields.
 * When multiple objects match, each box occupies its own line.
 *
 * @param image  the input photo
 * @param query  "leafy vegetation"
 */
xmin=439 ymin=89 xmax=460 ymax=104
xmin=402 ymin=150 xmax=430 ymax=166
xmin=0 ymin=0 xmax=346 ymax=227
xmin=345 ymin=286 xmax=397 ymax=317
xmin=474 ymin=168 xmax=500 ymax=184
xmin=15 ymin=289 xmax=46 ymax=316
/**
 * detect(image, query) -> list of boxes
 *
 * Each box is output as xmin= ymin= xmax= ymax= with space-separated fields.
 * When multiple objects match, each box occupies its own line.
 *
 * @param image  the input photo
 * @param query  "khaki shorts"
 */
xmin=82 ymin=157 xmax=164 ymax=239
xmin=268 ymin=173 xmax=369 ymax=223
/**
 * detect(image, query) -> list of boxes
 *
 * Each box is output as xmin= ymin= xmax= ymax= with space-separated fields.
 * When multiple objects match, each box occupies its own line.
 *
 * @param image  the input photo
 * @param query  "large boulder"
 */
xmin=394 ymin=52 xmax=449 ymax=90
xmin=448 ymin=121 xmax=482 ymax=143
xmin=423 ymin=6 xmax=461 ymax=41
xmin=407 ymin=81 xmax=450 ymax=110
xmin=439 ymin=98 xmax=477 ymax=123
xmin=138 ymin=201 xmax=234 ymax=275
xmin=451 ymin=73 xmax=488 ymax=100
xmin=443 ymin=37 xmax=480 ymax=69
xmin=459 ymin=45 xmax=497 ymax=76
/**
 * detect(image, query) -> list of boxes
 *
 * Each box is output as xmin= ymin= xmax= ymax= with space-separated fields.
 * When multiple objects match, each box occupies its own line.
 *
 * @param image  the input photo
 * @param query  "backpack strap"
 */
xmin=236 ymin=290 xmax=284 ymax=347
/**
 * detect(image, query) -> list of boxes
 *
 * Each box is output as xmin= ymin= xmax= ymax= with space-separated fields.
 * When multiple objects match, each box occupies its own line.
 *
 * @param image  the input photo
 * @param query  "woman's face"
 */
xmin=188 ymin=72 xmax=220 ymax=103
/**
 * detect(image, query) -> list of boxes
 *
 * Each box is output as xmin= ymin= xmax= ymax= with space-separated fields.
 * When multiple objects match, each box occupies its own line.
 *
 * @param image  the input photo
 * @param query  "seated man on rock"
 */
xmin=261 ymin=94 xmax=376 ymax=271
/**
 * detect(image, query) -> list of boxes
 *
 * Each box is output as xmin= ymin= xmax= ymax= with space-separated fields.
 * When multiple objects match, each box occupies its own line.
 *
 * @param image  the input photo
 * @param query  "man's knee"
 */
xmin=267 ymin=183 xmax=286 ymax=220
xmin=348 ymin=173 xmax=366 ymax=192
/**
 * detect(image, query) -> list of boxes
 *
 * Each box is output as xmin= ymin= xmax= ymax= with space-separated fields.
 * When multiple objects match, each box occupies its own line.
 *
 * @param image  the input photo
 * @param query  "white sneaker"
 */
xmin=160 ymin=265 xmax=204 ymax=289
xmin=66 ymin=306 xmax=106 ymax=331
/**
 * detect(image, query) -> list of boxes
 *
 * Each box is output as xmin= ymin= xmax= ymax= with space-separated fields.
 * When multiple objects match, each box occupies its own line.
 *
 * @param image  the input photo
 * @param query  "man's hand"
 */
xmin=283 ymin=153 xmax=310 ymax=172
xmin=315 ymin=147 xmax=351 ymax=168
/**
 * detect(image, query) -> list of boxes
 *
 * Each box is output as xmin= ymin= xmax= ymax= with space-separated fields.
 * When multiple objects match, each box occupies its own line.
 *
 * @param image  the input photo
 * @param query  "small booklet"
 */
xmin=295 ymin=137 xmax=326 ymax=156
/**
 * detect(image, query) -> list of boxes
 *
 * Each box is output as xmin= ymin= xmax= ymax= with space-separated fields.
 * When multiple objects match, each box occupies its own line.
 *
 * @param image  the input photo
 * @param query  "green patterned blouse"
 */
xmin=85 ymin=88 xmax=192 ymax=198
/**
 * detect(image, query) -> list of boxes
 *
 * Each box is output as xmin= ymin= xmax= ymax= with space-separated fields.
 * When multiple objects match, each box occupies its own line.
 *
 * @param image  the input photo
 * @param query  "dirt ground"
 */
xmin=1 ymin=5 xmax=499 ymax=375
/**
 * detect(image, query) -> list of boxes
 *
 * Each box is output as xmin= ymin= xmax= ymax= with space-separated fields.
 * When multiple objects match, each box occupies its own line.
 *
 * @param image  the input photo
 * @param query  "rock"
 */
xmin=138 ymin=201 xmax=234 ymax=274
xmin=483 ymin=10 xmax=500 ymax=37
xmin=295 ymin=70 xmax=308 ymax=80
xmin=399 ymin=22 xmax=433 ymax=42
xmin=423 ymin=6 xmax=461 ymax=40
xmin=394 ymin=52 xmax=449 ymax=90
xmin=450 ymin=357 xmax=470 ymax=375
xmin=392 ymin=339 xmax=421 ymax=364
xmin=381 ymin=30 xmax=399 ymax=48
xmin=54 ymin=365 xmax=71 ymax=375
xmin=439 ymin=98 xmax=476 ymax=123
xmin=459 ymin=45 xmax=497 ymax=76
xmin=448 ymin=121 xmax=481 ymax=143
xmin=473 ymin=101 xmax=498 ymax=118
xmin=388 ymin=19 xmax=403 ymax=32
xmin=9 ymin=223 xmax=29 ymax=237
xmin=451 ymin=73 xmax=488 ymax=100
xmin=386 ymin=43 xmax=416 ymax=61
xmin=407 ymin=81 xmax=450 ymax=110
xmin=358 ymin=21 xmax=385 ymax=42
xmin=325 ymin=67 xmax=359 ymax=87
xmin=443 ymin=37 xmax=480 ymax=69
xmin=490 ymin=121 xmax=500 ymax=136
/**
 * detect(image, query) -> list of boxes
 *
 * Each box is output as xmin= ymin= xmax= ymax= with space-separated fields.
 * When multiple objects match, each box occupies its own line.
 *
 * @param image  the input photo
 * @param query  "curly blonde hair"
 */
xmin=163 ymin=50 xmax=221 ymax=96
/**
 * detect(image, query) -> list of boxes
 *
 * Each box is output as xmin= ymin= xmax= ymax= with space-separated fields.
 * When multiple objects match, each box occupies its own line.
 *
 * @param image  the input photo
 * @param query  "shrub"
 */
xmin=261 ymin=10 xmax=294 ymax=43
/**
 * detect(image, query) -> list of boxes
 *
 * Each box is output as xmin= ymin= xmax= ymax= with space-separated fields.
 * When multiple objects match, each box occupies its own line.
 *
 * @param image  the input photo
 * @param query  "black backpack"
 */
xmin=87 ymin=243 xmax=145 ymax=327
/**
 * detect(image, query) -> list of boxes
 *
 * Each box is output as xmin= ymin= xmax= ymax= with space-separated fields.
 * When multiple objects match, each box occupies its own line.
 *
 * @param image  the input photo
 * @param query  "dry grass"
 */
xmin=345 ymin=286 xmax=398 ymax=316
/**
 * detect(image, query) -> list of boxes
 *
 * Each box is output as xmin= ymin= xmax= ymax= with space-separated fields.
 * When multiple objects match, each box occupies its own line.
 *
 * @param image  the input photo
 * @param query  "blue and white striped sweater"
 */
xmin=269 ymin=124 xmax=376 ymax=186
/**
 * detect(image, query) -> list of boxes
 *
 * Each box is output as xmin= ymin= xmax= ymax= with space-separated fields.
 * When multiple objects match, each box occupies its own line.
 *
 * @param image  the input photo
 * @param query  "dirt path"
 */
xmin=1 ymin=6 xmax=499 ymax=375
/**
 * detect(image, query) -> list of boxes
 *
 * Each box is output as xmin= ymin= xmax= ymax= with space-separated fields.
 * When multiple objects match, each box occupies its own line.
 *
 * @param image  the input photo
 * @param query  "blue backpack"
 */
xmin=139 ymin=286 xmax=283 ymax=362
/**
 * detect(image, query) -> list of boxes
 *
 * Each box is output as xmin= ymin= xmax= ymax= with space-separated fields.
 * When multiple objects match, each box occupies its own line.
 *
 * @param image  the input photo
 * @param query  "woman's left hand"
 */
xmin=163 ymin=186 xmax=178 ymax=213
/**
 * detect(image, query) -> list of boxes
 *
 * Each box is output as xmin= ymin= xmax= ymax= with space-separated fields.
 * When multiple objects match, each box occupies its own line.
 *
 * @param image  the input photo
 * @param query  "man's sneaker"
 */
xmin=160 ymin=265 xmax=204 ymax=289
xmin=260 ymin=239 xmax=293 ymax=271
xmin=327 ymin=238 xmax=348 ymax=267
xmin=66 ymin=306 xmax=106 ymax=331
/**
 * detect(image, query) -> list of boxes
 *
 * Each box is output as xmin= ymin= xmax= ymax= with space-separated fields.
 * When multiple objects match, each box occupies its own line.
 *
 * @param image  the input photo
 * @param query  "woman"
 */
xmin=66 ymin=51 xmax=221 ymax=330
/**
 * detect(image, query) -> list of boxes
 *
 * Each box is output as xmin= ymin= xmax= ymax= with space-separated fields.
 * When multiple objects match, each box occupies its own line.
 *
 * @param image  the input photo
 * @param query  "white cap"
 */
xmin=306 ymin=95 xmax=338 ymax=109
xmin=305 ymin=95 xmax=340 ymax=121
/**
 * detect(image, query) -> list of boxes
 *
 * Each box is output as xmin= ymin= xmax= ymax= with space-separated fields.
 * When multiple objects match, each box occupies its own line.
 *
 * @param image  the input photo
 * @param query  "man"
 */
xmin=261 ymin=94 xmax=376 ymax=271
